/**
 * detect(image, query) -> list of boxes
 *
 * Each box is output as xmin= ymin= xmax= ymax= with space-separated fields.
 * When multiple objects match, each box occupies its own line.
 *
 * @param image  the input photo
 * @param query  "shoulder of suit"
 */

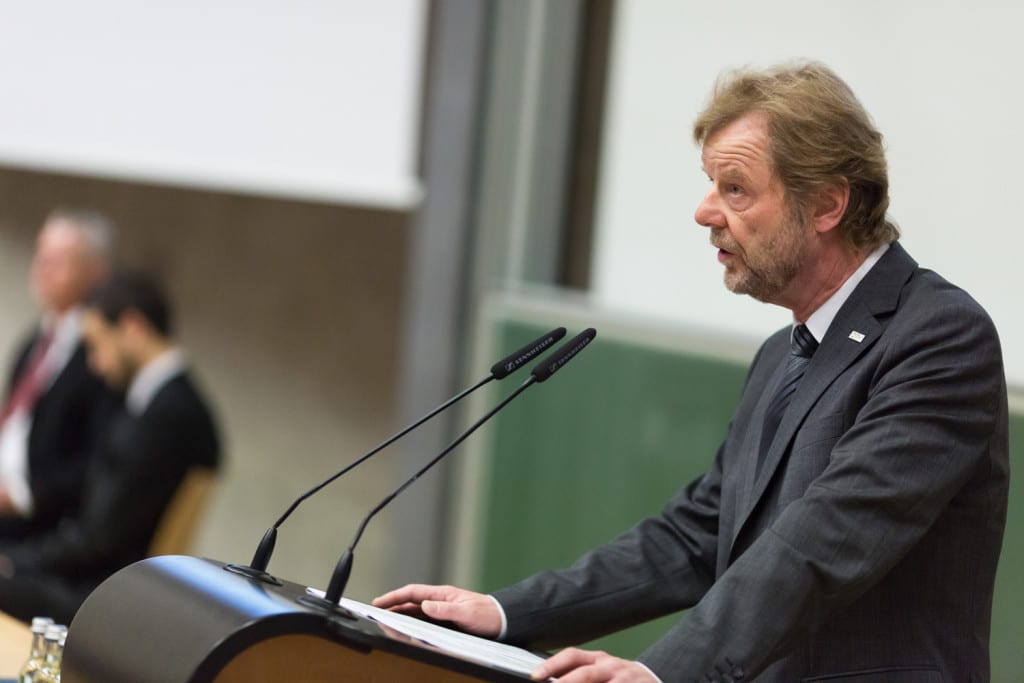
xmin=136 ymin=373 xmax=221 ymax=459
xmin=901 ymin=266 xmax=995 ymax=324
xmin=145 ymin=372 xmax=205 ymax=409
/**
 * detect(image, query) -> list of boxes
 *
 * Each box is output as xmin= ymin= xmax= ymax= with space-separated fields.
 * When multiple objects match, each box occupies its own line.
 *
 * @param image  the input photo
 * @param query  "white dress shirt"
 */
xmin=0 ymin=309 xmax=86 ymax=515
xmin=802 ymin=243 xmax=889 ymax=342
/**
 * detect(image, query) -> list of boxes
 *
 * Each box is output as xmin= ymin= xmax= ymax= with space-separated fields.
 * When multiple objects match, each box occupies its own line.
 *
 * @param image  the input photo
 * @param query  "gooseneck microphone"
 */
xmin=309 ymin=328 xmax=597 ymax=610
xmin=225 ymin=327 xmax=567 ymax=584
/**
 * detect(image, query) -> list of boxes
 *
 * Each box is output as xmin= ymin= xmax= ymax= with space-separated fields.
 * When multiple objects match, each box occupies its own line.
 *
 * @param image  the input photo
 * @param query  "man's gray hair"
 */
xmin=45 ymin=207 xmax=116 ymax=260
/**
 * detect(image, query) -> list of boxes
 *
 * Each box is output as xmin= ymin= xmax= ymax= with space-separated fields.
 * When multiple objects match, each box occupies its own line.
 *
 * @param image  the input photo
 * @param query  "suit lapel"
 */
xmin=729 ymin=242 xmax=918 ymax=552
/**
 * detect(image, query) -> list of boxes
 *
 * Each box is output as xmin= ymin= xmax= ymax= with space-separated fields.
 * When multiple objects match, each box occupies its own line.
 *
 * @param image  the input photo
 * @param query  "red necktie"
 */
xmin=0 ymin=328 xmax=57 ymax=427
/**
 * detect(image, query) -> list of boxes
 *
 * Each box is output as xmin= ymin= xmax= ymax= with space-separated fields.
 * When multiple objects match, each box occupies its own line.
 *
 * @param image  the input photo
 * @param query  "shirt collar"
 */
xmin=42 ymin=307 xmax=83 ymax=344
xmin=801 ymin=242 xmax=890 ymax=343
xmin=38 ymin=308 xmax=84 ymax=380
xmin=126 ymin=348 xmax=186 ymax=416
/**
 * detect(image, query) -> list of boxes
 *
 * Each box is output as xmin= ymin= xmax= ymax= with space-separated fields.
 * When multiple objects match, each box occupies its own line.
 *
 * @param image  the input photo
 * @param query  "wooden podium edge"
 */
xmin=62 ymin=556 xmax=533 ymax=683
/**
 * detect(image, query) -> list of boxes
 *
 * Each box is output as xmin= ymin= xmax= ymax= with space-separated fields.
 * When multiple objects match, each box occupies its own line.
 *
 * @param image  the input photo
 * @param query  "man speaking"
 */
xmin=375 ymin=62 xmax=1009 ymax=682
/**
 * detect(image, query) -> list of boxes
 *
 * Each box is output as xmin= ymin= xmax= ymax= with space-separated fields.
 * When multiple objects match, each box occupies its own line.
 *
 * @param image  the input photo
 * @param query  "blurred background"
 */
xmin=0 ymin=0 xmax=1021 ymax=676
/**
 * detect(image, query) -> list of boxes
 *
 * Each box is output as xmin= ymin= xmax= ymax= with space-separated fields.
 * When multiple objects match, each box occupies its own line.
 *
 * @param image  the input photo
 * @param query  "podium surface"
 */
xmin=0 ymin=610 xmax=31 ymax=677
xmin=63 ymin=555 xmax=534 ymax=683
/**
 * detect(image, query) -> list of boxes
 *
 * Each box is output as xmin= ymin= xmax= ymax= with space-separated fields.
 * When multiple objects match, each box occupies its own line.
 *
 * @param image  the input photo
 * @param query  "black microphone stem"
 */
xmin=324 ymin=375 xmax=537 ymax=605
xmin=235 ymin=327 xmax=566 ymax=578
xmin=245 ymin=374 xmax=493 ymax=573
xmin=275 ymin=373 xmax=492 ymax=529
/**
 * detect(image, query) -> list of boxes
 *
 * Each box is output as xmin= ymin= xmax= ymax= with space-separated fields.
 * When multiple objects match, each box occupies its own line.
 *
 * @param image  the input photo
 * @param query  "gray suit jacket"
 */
xmin=493 ymin=243 xmax=1009 ymax=682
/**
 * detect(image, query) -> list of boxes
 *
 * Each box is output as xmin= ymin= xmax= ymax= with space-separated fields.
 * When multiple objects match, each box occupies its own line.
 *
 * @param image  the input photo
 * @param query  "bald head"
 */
xmin=31 ymin=210 xmax=114 ymax=314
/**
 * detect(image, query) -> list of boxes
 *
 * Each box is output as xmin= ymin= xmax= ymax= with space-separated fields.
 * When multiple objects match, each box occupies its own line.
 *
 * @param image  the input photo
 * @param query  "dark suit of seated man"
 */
xmin=0 ymin=209 xmax=116 ymax=541
xmin=0 ymin=272 xmax=221 ymax=624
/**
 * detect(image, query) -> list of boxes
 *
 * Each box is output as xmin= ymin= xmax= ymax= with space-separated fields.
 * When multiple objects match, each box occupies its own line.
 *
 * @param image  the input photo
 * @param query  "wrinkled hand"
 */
xmin=372 ymin=584 xmax=502 ymax=638
xmin=531 ymin=648 xmax=659 ymax=682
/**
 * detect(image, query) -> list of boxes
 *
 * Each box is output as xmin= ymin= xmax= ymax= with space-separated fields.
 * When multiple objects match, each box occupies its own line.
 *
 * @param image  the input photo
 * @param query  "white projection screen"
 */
xmin=0 ymin=1 xmax=426 ymax=208
xmin=592 ymin=1 xmax=1024 ymax=386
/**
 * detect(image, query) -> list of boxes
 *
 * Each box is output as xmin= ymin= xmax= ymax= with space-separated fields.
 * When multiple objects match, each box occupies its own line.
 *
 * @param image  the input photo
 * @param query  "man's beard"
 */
xmin=109 ymin=350 xmax=141 ymax=392
xmin=712 ymin=212 xmax=807 ymax=303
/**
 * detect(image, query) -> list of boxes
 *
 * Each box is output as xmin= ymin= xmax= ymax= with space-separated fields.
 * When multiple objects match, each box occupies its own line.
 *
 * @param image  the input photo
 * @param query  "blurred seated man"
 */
xmin=0 ymin=209 xmax=115 ymax=540
xmin=0 ymin=272 xmax=221 ymax=623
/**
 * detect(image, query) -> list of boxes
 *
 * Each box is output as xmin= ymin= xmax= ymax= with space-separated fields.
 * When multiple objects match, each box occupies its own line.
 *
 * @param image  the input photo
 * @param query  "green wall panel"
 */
xmin=478 ymin=321 xmax=746 ymax=657
xmin=991 ymin=413 xmax=1024 ymax=680
xmin=474 ymin=318 xmax=1023 ymax=678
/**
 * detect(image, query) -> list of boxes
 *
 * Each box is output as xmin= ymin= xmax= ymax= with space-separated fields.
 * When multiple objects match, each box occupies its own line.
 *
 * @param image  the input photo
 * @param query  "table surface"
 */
xmin=0 ymin=611 xmax=32 ymax=677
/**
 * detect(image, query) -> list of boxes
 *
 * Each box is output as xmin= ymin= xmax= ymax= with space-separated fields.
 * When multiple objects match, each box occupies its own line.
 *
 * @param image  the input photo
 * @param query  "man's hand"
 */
xmin=373 ymin=589 xmax=659 ymax=682
xmin=531 ymin=648 xmax=659 ymax=683
xmin=372 ymin=584 xmax=502 ymax=638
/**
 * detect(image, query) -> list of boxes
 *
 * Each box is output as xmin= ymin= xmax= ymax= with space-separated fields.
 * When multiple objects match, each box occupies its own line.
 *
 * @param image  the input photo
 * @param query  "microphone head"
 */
xmin=530 ymin=328 xmax=596 ymax=383
xmin=491 ymin=326 xmax=566 ymax=379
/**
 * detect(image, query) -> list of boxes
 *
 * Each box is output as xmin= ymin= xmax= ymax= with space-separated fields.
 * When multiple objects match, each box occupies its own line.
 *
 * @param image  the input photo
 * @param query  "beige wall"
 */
xmin=0 ymin=166 xmax=410 ymax=600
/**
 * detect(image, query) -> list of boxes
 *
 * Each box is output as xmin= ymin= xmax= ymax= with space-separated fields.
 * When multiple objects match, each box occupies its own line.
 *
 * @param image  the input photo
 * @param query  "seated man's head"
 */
xmin=82 ymin=272 xmax=172 ymax=391
xmin=31 ymin=208 xmax=114 ymax=315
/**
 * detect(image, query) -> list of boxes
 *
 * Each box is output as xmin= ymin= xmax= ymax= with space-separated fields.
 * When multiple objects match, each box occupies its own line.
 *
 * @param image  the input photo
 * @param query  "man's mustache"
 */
xmin=710 ymin=230 xmax=738 ymax=253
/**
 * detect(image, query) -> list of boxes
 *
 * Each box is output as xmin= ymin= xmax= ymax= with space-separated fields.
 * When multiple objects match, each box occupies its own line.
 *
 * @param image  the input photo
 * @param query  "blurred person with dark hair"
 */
xmin=0 ymin=271 xmax=221 ymax=623
xmin=0 ymin=209 xmax=116 ymax=539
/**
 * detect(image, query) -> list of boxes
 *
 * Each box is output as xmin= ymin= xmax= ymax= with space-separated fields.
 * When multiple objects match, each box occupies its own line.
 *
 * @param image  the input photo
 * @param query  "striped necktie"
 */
xmin=757 ymin=324 xmax=818 ymax=477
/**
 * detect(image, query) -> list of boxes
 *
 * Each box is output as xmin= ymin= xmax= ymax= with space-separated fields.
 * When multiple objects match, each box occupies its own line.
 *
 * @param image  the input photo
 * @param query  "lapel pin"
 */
xmin=848 ymin=330 xmax=865 ymax=343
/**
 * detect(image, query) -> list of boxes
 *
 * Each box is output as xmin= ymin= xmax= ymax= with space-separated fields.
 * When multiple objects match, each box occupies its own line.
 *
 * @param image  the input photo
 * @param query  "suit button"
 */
xmin=730 ymin=665 xmax=745 ymax=679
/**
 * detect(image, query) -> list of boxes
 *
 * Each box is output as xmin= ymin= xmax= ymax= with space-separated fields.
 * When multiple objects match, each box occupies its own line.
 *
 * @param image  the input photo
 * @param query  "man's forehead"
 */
xmin=700 ymin=114 xmax=772 ymax=171
xmin=39 ymin=220 xmax=88 ymax=253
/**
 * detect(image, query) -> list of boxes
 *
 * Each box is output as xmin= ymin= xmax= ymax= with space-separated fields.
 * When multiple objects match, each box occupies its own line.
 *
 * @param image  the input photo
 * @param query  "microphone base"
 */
xmin=296 ymin=593 xmax=357 ymax=620
xmin=223 ymin=563 xmax=284 ymax=586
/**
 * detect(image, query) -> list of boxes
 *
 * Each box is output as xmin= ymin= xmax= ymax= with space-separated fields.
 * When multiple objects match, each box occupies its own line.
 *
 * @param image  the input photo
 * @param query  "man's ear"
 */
xmin=117 ymin=308 xmax=151 ymax=344
xmin=811 ymin=179 xmax=850 ymax=234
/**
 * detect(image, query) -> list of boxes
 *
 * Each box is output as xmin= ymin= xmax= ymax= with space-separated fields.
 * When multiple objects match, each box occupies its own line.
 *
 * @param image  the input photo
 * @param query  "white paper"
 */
xmin=305 ymin=587 xmax=546 ymax=677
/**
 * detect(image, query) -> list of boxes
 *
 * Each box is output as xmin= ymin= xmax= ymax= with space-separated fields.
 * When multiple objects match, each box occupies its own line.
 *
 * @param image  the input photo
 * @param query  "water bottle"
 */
xmin=33 ymin=626 xmax=67 ymax=683
xmin=18 ymin=617 xmax=54 ymax=683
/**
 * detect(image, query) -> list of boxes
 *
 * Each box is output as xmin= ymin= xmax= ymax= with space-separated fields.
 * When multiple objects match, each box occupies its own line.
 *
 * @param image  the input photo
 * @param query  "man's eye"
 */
xmin=728 ymin=184 xmax=743 ymax=194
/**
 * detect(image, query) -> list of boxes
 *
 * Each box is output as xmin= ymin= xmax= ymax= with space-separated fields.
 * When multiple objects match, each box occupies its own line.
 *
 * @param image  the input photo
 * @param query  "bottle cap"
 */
xmin=44 ymin=624 xmax=64 ymax=641
xmin=30 ymin=617 xmax=54 ymax=634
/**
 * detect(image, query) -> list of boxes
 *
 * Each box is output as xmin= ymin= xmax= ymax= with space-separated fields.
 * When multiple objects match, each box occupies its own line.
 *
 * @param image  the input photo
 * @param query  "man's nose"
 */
xmin=694 ymin=188 xmax=724 ymax=229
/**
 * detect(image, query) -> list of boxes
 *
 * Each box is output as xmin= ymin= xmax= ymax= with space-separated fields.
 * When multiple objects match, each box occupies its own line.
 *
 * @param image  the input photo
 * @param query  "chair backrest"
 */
xmin=148 ymin=466 xmax=217 ymax=557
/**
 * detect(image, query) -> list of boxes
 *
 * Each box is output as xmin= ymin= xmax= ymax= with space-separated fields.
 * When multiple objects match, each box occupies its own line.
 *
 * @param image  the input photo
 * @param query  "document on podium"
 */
xmin=305 ymin=587 xmax=547 ymax=677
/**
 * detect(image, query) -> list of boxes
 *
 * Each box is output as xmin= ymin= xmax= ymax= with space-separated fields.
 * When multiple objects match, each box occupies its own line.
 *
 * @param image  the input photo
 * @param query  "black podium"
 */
xmin=61 ymin=555 xmax=533 ymax=683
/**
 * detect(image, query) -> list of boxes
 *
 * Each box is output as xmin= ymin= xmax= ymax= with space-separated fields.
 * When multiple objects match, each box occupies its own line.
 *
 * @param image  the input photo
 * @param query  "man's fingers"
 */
xmin=380 ymin=601 xmax=425 ymax=616
xmin=372 ymin=583 xmax=454 ymax=608
xmin=372 ymin=584 xmax=501 ymax=638
xmin=531 ymin=649 xmax=658 ymax=683
xmin=532 ymin=648 xmax=600 ymax=680
xmin=420 ymin=599 xmax=459 ymax=621
xmin=423 ymin=598 xmax=502 ymax=637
